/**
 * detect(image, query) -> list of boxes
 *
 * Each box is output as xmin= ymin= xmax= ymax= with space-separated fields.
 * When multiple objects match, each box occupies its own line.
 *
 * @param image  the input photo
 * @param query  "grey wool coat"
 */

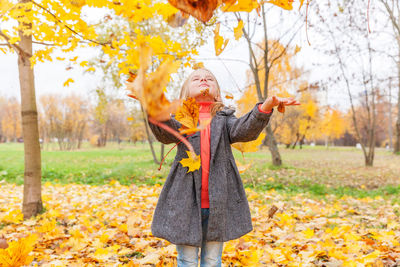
xmin=148 ymin=102 xmax=274 ymax=247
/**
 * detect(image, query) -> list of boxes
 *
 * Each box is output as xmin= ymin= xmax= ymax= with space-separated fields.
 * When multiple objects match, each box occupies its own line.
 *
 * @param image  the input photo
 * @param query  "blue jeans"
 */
xmin=176 ymin=208 xmax=224 ymax=267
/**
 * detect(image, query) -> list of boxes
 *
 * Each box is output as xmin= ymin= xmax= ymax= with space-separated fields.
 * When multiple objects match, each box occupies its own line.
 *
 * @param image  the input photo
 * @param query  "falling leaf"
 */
xmin=167 ymin=0 xmax=218 ymax=23
xmin=175 ymin=97 xmax=199 ymax=131
xmin=175 ymin=97 xmax=211 ymax=134
xmin=167 ymin=10 xmax=190 ymax=27
xmin=180 ymin=151 xmax=201 ymax=173
xmin=126 ymin=43 xmax=182 ymax=121
xmin=63 ymin=78 xmax=74 ymax=87
xmin=214 ymin=23 xmax=229 ymax=56
xmin=225 ymin=92 xmax=234 ymax=99
xmin=193 ymin=62 xmax=205 ymax=69
xmin=278 ymin=101 xmax=285 ymax=113
xmin=235 ymin=160 xmax=251 ymax=174
xmin=232 ymin=133 xmax=266 ymax=153
xmin=294 ymin=45 xmax=301 ymax=54
xmin=79 ymin=61 xmax=88 ymax=67
xmin=234 ymin=19 xmax=244 ymax=40
xmin=267 ymin=0 xmax=294 ymax=10
xmin=127 ymin=71 xmax=137 ymax=82
xmin=299 ymin=0 xmax=305 ymax=10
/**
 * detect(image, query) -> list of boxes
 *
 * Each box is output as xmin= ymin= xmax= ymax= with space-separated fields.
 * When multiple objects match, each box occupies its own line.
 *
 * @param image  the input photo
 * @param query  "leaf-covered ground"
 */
xmin=1 ymin=181 xmax=400 ymax=266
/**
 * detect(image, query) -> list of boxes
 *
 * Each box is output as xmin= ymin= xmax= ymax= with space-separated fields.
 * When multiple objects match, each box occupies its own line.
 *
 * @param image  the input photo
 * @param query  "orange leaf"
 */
xmin=234 ymin=19 xmax=244 ymax=40
xmin=175 ymin=97 xmax=199 ymax=130
xmin=278 ymin=101 xmax=285 ymax=113
xmin=214 ymin=23 xmax=229 ymax=56
xmin=193 ymin=62 xmax=205 ymax=69
xmin=167 ymin=10 xmax=190 ymax=27
xmin=225 ymin=92 xmax=234 ymax=99
xmin=168 ymin=0 xmax=218 ymax=23
xmin=125 ymin=43 xmax=182 ymax=121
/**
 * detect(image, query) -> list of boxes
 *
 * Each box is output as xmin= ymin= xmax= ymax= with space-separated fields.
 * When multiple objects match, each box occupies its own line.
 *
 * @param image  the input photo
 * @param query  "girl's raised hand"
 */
xmin=260 ymin=95 xmax=300 ymax=113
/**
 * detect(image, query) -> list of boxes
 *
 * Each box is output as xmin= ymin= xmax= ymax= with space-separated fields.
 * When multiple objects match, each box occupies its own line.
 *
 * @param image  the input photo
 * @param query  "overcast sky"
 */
xmin=0 ymin=1 xmax=393 ymax=111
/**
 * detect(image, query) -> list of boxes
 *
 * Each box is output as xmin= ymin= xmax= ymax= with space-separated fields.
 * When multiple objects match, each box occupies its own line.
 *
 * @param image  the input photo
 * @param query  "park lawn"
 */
xmin=1 ymin=142 xmax=400 ymax=200
xmin=1 ymin=143 xmax=400 ymax=265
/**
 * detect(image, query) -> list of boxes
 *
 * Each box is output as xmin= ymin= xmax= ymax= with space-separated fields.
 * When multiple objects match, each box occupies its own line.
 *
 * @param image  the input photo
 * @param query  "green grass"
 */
xmin=1 ymin=142 xmax=400 ymax=200
xmin=0 ymin=142 xmax=174 ymax=186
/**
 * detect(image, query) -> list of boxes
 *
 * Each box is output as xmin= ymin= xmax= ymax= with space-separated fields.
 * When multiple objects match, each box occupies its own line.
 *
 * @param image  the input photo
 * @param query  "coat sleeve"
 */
xmin=226 ymin=102 xmax=274 ymax=144
xmin=147 ymin=116 xmax=182 ymax=144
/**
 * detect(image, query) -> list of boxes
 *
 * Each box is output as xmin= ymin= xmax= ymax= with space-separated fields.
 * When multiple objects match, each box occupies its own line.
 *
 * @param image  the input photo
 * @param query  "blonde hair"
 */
xmin=179 ymin=68 xmax=225 ymax=117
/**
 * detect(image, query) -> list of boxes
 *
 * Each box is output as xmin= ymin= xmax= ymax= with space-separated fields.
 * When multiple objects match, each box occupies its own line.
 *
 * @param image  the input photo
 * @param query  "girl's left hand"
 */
xmin=260 ymin=95 xmax=300 ymax=112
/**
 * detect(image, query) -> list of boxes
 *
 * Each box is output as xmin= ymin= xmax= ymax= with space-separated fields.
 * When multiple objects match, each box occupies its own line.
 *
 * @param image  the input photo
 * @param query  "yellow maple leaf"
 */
xmin=301 ymin=228 xmax=314 ymax=239
xmin=63 ymin=78 xmax=74 ymax=87
xmin=214 ymin=23 xmax=229 ymax=56
xmin=232 ymin=132 xmax=266 ymax=153
xmin=234 ymin=19 xmax=244 ymax=40
xmin=180 ymin=151 xmax=201 ymax=173
xmin=0 ymin=234 xmax=38 ymax=267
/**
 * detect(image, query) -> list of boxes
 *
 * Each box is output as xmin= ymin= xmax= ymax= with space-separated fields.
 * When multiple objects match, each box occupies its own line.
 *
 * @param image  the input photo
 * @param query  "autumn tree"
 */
xmin=0 ymin=96 xmax=21 ymax=142
xmin=378 ymin=0 xmax=400 ymax=153
xmin=91 ymin=90 xmax=130 ymax=147
xmin=311 ymin=0 xmax=381 ymax=166
xmin=236 ymin=39 xmax=310 ymax=149
xmin=228 ymin=5 xmax=304 ymax=165
xmin=39 ymin=94 xmax=89 ymax=150
xmin=320 ymin=108 xmax=346 ymax=146
xmin=0 ymin=0 xmax=209 ymax=218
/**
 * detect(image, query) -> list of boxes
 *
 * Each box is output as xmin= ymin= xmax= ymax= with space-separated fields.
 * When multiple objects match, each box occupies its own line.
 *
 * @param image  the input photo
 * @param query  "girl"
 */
xmin=148 ymin=68 xmax=299 ymax=267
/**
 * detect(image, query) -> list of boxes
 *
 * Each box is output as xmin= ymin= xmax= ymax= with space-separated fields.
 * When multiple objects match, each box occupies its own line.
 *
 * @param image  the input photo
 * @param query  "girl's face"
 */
xmin=186 ymin=69 xmax=220 ymax=102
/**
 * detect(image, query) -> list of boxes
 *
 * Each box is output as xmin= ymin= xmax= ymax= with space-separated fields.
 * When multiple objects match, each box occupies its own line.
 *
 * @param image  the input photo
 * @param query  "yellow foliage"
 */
xmin=232 ymin=132 xmax=266 ymax=153
xmin=0 ymin=181 xmax=399 ymax=265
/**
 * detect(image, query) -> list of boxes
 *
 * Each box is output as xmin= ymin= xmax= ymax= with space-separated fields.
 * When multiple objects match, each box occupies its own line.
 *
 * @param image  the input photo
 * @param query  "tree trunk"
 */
xmin=18 ymin=19 xmax=43 ymax=219
xmin=394 ymin=14 xmax=400 ymax=153
xmin=395 ymin=62 xmax=400 ymax=153
xmin=263 ymin=125 xmax=282 ymax=166
xmin=142 ymin=112 xmax=160 ymax=165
